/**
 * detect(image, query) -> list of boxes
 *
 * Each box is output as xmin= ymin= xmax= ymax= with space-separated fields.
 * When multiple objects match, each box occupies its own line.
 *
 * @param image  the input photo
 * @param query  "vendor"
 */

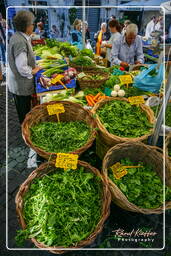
xmin=8 ymin=10 xmax=42 ymax=124
xmin=145 ymin=16 xmax=156 ymax=39
xmin=103 ymin=19 xmax=121 ymax=67
xmin=71 ymin=19 xmax=82 ymax=44
xmin=111 ymin=23 xmax=144 ymax=69
xmin=94 ymin=23 xmax=110 ymax=56
xmin=35 ymin=22 xmax=47 ymax=38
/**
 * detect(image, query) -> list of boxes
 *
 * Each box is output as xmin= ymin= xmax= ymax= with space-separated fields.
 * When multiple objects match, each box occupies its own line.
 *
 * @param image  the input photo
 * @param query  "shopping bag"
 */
xmin=134 ymin=64 xmax=164 ymax=93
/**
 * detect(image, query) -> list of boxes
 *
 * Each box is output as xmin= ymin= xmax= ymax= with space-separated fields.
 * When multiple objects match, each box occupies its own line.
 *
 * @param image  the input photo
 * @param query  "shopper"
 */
xmin=50 ymin=24 xmax=60 ymax=39
xmin=145 ymin=16 xmax=156 ymax=39
xmin=71 ymin=19 xmax=82 ymax=44
xmin=35 ymin=22 xmax=47 ymax=38
xmin=8 ymin=10 xmax=42 ymax=124
xmin=103 ymin=20 xmax=121 ymax=67
xmin=155 ymin=16 xmax=163 ymax=32
xmin=0 ymin=12 xmax=6 ymax=67
xmin=94 ymin=22 xmax=110 ymax=56
xmin=122 ymin=20 xmax=131 ymax=35
xmin=111 ymin=23 xmax=144 ymax=68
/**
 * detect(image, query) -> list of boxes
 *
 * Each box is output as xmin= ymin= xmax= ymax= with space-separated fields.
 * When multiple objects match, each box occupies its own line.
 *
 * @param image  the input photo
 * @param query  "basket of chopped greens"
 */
xmin=22 ymin=101 xmax=97 ymax=162
xmin=102 ymin=141 xmax=171 ymax=214
xmin=69 ymin=56 xmax=99 ymax=72
xmin=77 ymin=71 xmax=109 ymax=89
xmin=92 ymin=97 xmax=155 ymax=150
xmin=15 ymin=161 xmax=111 ymax=253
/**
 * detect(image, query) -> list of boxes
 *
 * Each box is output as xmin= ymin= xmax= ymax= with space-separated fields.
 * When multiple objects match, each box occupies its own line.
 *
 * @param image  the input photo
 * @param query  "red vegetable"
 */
xmin=120 ymin=67 xmax=125 ymax=71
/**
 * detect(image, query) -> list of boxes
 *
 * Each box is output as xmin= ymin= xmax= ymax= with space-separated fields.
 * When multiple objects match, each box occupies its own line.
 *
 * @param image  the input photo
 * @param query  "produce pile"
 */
xmin=30 ymin=121 xmax=91 ymax=153
xmin=70 ymin=56 xmax=95 ymax=67
xmin=97 ymin=100 xmax=153 ymax=138
xmin=16 ymin=166 xmax=102 ymax=247
xmin=151 ymin=104 xmax=171 ymax=127
xmin=109 ymin=158 xmax=171 ymax=209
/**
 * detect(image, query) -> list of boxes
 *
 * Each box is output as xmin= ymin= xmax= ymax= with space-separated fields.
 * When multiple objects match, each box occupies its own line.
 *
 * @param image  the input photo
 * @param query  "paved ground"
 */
xmin=0 ymin=83 xmax=171 ymax=256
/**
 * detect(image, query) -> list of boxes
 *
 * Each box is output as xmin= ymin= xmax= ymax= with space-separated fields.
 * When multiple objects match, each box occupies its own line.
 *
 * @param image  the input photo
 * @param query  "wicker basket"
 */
xmin=92 ymin=97 xmax=155 ymax=147
xmin=22 ymin=101 xmax=97 ymax=162
xmin=166 ymin=133 xmax=171 ymax=165
xmin=15 ymin=161 xmax=111 ymax=254
xmin=102 ymin=141 xmax=171 ymax=214
xmin=77 ymin=71 xmax=109 ymax=90
xmin=69 ymin=62 xmax=100 ymax=72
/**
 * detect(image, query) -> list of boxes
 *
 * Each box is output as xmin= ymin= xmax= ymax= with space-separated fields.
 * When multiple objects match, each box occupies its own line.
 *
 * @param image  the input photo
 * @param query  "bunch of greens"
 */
xmin=59 ymin=42 xmax=79 ymax=57
xmin=45 ymin=38 xmax=60 ymax=48
xmin=16 ymin=167 xmax=102 ymax=247
xmin=97 ymin=100 xmax=153 ymax=138
xmin=103 ymin=75 xmax=120 ymax=89
xmin=83 ymin=87 xmax=104 ymax=96
xmin=71 ymin=56 xmax=95 ymax=67
xmin=30 ymin=121 xmax=91 ymax=153
xmin=123 ymin=86 xmax=151 ymax=98
xmin=80 ymin=49 xmax=94 ymax=59
xmin=109 ymin=158 xmax=171 ymax=209
xmin=151 ymin=104 xmax=171 ymax=127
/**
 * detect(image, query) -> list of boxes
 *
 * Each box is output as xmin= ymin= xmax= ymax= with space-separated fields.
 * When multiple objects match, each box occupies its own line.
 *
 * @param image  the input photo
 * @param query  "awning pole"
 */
xmin=82 ymin=0 xmax=86 ymax=49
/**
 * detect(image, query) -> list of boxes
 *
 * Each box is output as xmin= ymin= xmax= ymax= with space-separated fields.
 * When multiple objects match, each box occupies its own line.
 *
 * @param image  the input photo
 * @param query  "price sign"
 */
xmin=47 ymin=103 xmax=65 ymax=115
xmin=55 ymin=153 xmax=78 ymax=170
xmin=51 ymin=74 xmax=64 ymax=85
xmin=111 ymin=162 xmax=128 ymax=180
xmin=128 ymin=96 xmax=145 ymax=105
xmin=119 ymin=75 xmax=133 ymax=85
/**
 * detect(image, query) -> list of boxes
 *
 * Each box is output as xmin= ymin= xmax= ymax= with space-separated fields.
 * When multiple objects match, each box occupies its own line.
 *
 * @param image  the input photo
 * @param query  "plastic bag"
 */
xmin=134 ymin=64 xmax=164 ymax=93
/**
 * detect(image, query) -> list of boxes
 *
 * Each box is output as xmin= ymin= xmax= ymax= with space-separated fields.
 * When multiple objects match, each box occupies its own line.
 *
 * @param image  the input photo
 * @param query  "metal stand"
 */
xmin=151 ymin=66 xmax=171 ymax=145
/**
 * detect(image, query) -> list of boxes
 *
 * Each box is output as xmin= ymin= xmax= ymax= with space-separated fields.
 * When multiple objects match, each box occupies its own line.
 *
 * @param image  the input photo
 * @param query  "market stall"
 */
xmin=14 ymin=35 xmax=171 ymax=251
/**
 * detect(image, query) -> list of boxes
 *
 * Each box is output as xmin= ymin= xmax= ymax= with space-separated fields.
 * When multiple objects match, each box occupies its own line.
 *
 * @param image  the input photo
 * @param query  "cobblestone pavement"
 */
xmin=0 ymin=84 xmax=171 ymax=256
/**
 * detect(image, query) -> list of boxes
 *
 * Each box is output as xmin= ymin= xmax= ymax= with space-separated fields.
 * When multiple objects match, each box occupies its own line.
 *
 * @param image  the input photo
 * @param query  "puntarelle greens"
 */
xmin=16 ymin=166 xmax=102 ymax=247
xmin=97 ymin=100 xmax=153 ymax=138
xmin=109 ymin=158 xmax=171 ymax=209
xmin=30 ymin=121 xmax=91 ymax=153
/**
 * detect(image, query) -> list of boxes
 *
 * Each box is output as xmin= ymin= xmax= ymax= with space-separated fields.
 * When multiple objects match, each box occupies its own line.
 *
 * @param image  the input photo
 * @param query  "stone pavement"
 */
xmin=0 ymin=84 xmax=171 ymax=256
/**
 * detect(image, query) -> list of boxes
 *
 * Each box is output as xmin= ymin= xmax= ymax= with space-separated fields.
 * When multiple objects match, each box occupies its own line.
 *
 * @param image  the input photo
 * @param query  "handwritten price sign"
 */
xmin=119 ymin=75 xmax=133 ymax=85
xmin=111 ymin=162 xmax=128 ymax=180
xmin=47 ymin=103 xmax=65 ymax=115
xmin=55 ymin=153 xmax=78 ymax=170
xmin=128 ymin=96 xmax=145 ymax=105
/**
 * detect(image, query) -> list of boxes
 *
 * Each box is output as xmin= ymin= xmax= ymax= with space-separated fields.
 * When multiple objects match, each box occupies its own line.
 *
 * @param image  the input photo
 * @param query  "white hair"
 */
xmin=126 ymin=24 xmax=138 ymax=35
xmin=101 ymin=22 xmax=107 ymax=29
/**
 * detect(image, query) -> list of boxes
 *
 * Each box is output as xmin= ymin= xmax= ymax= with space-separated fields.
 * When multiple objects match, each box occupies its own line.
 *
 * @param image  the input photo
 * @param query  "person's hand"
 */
xmin=32 ymin=66 xmax=42 ymax=75
xmin=120 ymin=62 xmax=129 ymax=68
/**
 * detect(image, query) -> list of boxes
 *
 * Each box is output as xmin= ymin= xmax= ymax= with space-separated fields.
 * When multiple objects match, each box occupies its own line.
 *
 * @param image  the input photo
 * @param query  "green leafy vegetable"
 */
xmin=151 ymin=104 xmax=171 ymax=127
xmin=30 ymin=121 xmax=91 ymax=153
xmin=71 ymin=56 xmax=95 ymax=67
xmin=109 ymin=158 xmax=171 ymax=209
xmin=103 ymin=75 xmax=120 ymax=88
xmin=97 ymin=100 xmax=153 ymax=138
xmin=80 ymin=49 xmax=94 ymax=58
xmin=16 ymin=167 xmax=102 ymax=247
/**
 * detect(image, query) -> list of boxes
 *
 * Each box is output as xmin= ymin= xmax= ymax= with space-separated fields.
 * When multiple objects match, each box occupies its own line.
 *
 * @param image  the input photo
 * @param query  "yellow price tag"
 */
xmin=111 ymin=162 xmax=128 ymax=180
xmin=119 ymin=75 xmax=133 ymax=85
xmin=47 ymin=103 xmax=65 ymax=115
xmin=55 ymin=153 xmax=78 ymax=170
xmin=128 ymin=96 xmax=145 ymax=105
xmin=51 ymin=74 xmax=64 ymax=85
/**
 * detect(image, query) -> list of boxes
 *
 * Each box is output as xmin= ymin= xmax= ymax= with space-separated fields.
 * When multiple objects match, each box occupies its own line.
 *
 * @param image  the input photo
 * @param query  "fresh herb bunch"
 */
xmin=83 ymin=87 xmax=104 ymax=96
xmin=30 ymin=121 xmax=91 ymax=153
xmin=16 ymin=167 xmax=102 ymax=247
xmin=59 ymin=42 xmax=79 ymax=57
xmin=80 ymin=49 xmax=94 ymax=59
xmin=103 ymin=75 xmax=120 ymax=88
xmin=109 ymin=158 xmax=171 ymax=209
xmin=97 ymin=100 xmax=153 ymax=138
xmin=71 ymin=56 xmax=95 ymax=67
xmin=124 ymin=86 xmax=151 ymax=98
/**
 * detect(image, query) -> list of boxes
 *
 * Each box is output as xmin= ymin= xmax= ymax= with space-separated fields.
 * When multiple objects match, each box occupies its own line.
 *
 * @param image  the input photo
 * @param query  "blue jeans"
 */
xmin=0 ymin=42 xmax=6 ymax=65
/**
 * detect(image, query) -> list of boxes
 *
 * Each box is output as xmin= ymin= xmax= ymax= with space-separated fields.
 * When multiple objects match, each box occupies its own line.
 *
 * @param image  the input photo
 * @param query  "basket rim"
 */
xmin=15 ymin=160 xmax=111 ymax=251
xmin=102 ymin=141 xmax=171 ymax=214
xmin=91 ymin=97 xmax=155 ymax=142
xmin=22 ymin=101 xmax=97 ymax=159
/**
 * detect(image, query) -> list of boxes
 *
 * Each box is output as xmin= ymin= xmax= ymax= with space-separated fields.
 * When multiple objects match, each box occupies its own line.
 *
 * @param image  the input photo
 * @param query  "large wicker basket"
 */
xmin=22 ymin=101 xmax=97 ymax=162
xmin=102 ymin=141 xmax=171 ymax=214
xmin=166 ymin=133 xmax=171 ymax=167
xmin=77 ymin=71 xmax=109 ymax=90
xmin=92 ymin=97 xmax=155 ymax=149
xmin=15 ymin=161 xmax=111 ymax=254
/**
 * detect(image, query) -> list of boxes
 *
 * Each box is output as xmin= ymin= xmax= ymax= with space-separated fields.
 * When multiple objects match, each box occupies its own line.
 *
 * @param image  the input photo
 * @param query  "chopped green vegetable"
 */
xmin=16 ymin=166 xmax=102 ymax=247
xmin=97 ymin=100 xmax=153 ymax=138
xmin=109 ymin=158 xmax=171 ymax=209
xmin=30 ymin=121 xmax=91 ymax=153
